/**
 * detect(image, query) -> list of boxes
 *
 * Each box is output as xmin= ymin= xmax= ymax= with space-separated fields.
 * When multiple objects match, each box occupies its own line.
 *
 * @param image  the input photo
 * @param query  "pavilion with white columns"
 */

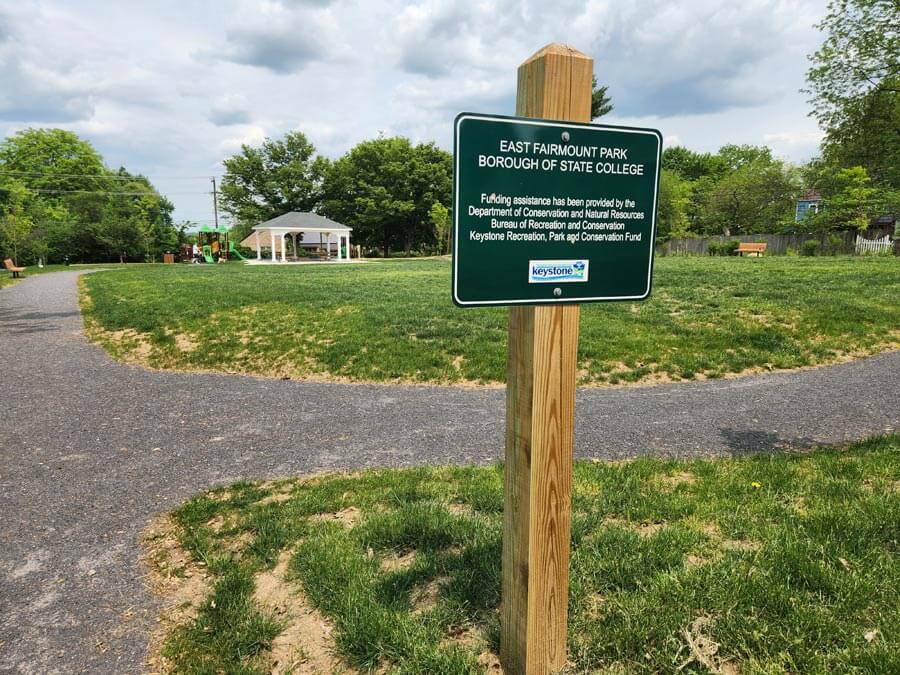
xmin=241 ymin=211 xmax=353 ymax=262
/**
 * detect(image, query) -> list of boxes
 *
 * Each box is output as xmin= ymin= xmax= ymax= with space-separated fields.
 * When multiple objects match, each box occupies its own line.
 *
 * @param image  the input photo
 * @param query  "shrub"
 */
xmin=707 ymin=240 xmax=741 ymax=256
xmin=801 ymin=239 xmax=821 ymax=256
xmin=827 ymin=233 xmax=843 ymax=255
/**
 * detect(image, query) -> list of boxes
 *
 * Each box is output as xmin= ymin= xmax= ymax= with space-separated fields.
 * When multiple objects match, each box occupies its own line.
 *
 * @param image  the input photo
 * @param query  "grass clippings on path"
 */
xmin=144 ymin=435 xmax=900 ymax=674
xmin=81 ymin=256 xmax=900 ymax=386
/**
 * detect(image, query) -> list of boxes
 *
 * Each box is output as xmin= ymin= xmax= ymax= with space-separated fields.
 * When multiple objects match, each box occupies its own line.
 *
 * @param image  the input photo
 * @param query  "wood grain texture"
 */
xmin=501 ymin=43 xmax=591 ymax=675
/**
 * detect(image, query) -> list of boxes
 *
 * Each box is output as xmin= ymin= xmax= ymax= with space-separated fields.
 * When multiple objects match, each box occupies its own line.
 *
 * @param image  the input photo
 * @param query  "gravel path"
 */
xmin=1 ymin=271 xmax=897 ymax=674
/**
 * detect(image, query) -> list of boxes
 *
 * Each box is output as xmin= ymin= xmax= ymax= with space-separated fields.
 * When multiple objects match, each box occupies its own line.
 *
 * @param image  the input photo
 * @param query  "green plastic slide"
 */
xmin=201 ymin=245 xmax=215 ymax=263
xmin=228 ymin=241 xmax=250 ymax=260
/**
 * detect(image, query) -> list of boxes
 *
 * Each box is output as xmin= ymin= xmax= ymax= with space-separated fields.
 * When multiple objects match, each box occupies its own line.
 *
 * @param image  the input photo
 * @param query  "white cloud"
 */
xmin=0 ymin=0 xmax=830 ymax=223
xmin=209 ymin=95 xmax=253 ymax=126
xmin=218 ymin=125 xmax=268 ymax=155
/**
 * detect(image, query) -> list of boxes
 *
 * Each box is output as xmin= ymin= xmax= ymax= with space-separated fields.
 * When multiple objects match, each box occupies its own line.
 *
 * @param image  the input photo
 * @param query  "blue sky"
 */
xmin=1 ymin=0 xmax=828 ymax=224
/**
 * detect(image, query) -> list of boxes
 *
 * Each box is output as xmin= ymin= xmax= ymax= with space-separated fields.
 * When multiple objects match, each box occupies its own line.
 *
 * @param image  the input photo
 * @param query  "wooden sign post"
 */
xmin=452 ymin=41 xmax=660 ymax=675
xmin=500 ymin=44 xmax=592 ymax=675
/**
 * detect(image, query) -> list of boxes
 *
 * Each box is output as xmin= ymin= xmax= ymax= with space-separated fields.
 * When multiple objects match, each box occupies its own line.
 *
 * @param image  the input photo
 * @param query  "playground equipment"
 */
xmin=180 ymin=224 xmax=239 ymax=262
xmin=228 ymin=240 xmax=251 ymax=261
xmin=197 ymin=224 xmax=231 ymax=261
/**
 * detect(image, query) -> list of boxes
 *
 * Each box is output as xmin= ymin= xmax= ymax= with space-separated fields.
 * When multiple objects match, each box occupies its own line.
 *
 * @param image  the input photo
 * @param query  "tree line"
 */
xmin=2 ymin=0 xmax=896 ymax=264
xmin=220 ymin=0 xmax=898 ymax=253
xmin=220 ymin=133 xmax=453 ymax=257
xmin=656 ymin=144 xmax=898 ymax=242
xmin=654 ymin=0 xmax=898 ymax=243
xmin=0 ymin=129 xmax=181 ymax=265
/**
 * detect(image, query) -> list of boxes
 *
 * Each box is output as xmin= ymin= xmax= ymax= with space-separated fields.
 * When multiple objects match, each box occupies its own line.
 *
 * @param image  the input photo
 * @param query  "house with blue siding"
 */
xmin=795 ymin=189 xmax=823 ymax=222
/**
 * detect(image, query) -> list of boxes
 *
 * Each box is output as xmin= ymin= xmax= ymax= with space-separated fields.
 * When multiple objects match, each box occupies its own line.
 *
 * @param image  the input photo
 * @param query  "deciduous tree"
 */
xmin=219 ymin=131 xmax=330 ymax=241
xmin=656 ymin=169 xmax=692 ymax=242
xmin=805 ymin=0 xmax=899 ymax=134
xmin=0 ymin=180 xmax=33 ymax=265
xmin=805 ymin=165 xmax=899 ymax=231
xmin=805 ymin=0 xmax=900 ymax=188
xmin=319 ymin=137 xmax=451 ymax=257
xmin=693 ymin=161 xmax=799 ymax=235
xmin=0 ymin=128 xmax=176 ymax=263
xmin=428 ymin=202 xmax=451 ymax=254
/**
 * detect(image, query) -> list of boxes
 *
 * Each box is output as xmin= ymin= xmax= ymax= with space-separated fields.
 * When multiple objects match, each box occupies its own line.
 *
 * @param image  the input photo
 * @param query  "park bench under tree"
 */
xmin=3 ymin=258 xmax=25 ymax=278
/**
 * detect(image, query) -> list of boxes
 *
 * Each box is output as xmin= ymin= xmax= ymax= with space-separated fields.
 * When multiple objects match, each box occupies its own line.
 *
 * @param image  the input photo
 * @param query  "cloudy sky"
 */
xmin=1 ymin=0 xmax=828 ymax=223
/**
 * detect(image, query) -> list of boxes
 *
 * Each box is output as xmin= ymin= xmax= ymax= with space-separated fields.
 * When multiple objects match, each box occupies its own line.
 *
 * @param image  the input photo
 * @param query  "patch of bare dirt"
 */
xmin=698 ymin=521 xmax=721 ymax=538
xmin=143 ymin=512 xmax=356 ymax=674
xmin=380 ymin=550 xmax=416 ymax=573
xmin=685 ymin=553 xmax=711 ymax=568
xmin=635 ymin=522 xmax=667 ymax=537
xmin=309 ymin=507 xmax=361 ymax=528
xmin=603 ymin=516 xmax=667 ymax=537
xmin=581 ymin=344 xmax=900 ymax=390
xmin=141 ymin=514 xmax=212 ymax=674
xmin=446 ymin=502 xmax=474 ymax=517
xmin=206 ymin=489 xmax=232 ymax=502
xmin=658 ymin=471 xmax=696 ymax=491
xmin=253 ymin=549 xmax=352 ymax=674
xmin=103 ymin=328 xmax=153 ymax=360
xmin=205 ymin=514 xmax=225 ymax=531
xmin=205 ymin=513 xmax=236 ymax=533
xmin=587 ymin=593 xmax=607 ymax=619
xmin=677 ymin=616 xmax=740 ymax=674
xmin=721 ymin=539 xmax=762 ymax=552
xmin=173 ymin=332 xmax=198 ymax=353
xmin=257 ymin=491 xmax=294 ymax=506
xmin=411 ymin=575 xmax=448 ymax=614
xmin=695 ymin=522 xmax=761 ymax=553
xmin=223 ymin=530 xmax=255 ymax=554
xmin=477 ymin=649 xmax=503 ymax=672
xmin=638 ymin=370 xmax=677 ymax=386
xmin=787 ymin=496 xmax=807 ymax=514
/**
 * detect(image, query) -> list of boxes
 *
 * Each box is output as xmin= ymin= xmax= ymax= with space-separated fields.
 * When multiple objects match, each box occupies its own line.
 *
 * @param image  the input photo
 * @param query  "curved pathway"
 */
xmin=0 ymin=271 xmax=897 ymax=674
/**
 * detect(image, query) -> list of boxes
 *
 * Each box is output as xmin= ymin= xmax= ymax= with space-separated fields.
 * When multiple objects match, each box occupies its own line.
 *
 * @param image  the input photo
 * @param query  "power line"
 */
xmin=0 ymin=170 xmax=219 ymax=180
xmin=27 ymin=188 xmax=212 ymax=196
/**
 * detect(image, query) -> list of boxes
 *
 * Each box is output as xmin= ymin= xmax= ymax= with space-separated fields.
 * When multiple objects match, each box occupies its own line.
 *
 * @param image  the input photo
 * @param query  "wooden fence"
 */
xmin=657 ymin=228 xmax=895 ymax=256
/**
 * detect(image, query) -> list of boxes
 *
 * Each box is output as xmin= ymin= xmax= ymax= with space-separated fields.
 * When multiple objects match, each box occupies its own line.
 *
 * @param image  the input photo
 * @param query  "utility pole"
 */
xmin=211 ymin=177 xmax=219 ymax=229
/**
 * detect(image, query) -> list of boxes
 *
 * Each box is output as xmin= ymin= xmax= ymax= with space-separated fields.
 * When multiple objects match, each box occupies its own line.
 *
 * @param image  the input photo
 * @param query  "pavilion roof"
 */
xmin=253 ymin=211 xmax=352 ymax=232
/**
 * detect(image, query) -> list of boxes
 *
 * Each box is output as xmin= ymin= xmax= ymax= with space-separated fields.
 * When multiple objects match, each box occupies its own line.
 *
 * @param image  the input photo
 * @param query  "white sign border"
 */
xmin=452 ymin=112 xmax=662 ymax=307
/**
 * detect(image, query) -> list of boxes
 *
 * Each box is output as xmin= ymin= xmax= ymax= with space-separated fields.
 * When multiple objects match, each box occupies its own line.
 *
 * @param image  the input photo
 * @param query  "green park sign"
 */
xmin=452 ymin=113 xmax=662 ymax=306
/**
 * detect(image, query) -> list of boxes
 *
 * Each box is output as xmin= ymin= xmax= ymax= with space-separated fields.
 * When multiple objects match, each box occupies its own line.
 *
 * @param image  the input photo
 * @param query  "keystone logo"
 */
xmin=528 ymin=259 xmax=590 ymax=283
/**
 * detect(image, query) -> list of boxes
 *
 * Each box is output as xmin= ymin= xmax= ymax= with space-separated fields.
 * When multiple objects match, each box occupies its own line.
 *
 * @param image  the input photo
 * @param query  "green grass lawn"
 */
xmin=145 ymin=435 xmax=900 ymax=674
xmin=80 ymin=256 xmax=900 ymax=386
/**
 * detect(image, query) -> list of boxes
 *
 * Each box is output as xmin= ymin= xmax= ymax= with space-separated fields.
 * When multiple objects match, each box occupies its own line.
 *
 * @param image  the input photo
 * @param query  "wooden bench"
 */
xmin=736 ymin=243 xmax=767 ymax=257
xmin=3 ymin=258 xmax=25 ymax=278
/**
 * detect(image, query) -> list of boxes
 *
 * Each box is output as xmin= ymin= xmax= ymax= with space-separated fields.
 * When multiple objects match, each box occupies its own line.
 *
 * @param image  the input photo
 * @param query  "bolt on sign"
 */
xmin=452 ymin=113 xmax=662 ymax=306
